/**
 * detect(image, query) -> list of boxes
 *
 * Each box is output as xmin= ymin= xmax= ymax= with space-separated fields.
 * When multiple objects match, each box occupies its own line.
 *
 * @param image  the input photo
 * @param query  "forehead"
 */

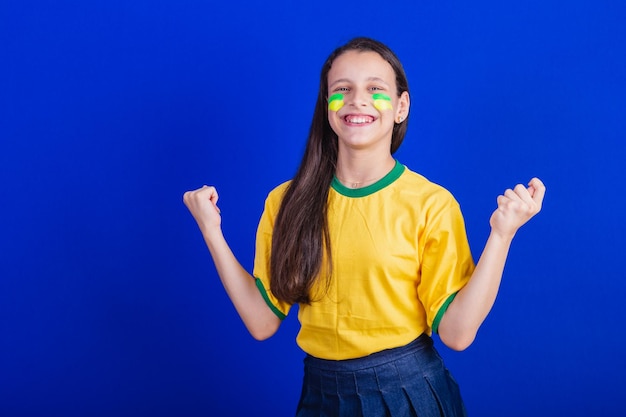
xmin=327 ymin=50 xmax=396 ymax=86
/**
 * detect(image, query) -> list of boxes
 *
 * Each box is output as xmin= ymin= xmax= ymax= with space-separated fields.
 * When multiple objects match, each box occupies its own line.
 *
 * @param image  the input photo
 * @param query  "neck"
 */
xmin=335 ymin=150 xmax=396 ymax=189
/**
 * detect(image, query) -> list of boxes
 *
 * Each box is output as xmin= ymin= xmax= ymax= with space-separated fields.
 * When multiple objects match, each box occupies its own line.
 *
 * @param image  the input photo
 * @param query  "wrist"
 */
xmin=201 ymin=223 xmax=223 ymax=242
xmin=488 ymin=228 xmax=515 ymax=246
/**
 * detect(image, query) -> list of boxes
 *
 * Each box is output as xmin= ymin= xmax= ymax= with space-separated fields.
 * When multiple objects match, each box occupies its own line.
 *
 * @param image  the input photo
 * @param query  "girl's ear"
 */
xmin=395 ymin=91 xmax=410 ymax=123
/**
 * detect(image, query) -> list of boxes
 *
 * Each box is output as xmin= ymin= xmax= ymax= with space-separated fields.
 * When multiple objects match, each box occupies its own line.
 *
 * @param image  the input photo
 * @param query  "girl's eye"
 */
xmin=334 ymin=87 xmax=349 ymax=92
xmin=370 ymin=86 xmax=383 ymax=91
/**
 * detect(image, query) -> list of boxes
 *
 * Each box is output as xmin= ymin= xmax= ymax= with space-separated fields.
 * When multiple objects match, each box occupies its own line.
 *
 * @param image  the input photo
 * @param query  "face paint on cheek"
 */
xmin=328 ymin=93 xmax=344 ymax=112
xmin=373 ymin=93 xmax=393 ymax=111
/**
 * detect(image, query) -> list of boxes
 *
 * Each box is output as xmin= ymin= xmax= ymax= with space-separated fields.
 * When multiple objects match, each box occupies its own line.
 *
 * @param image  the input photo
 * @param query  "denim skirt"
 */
xmin=295 ymin=334 xmax=466 ymax=417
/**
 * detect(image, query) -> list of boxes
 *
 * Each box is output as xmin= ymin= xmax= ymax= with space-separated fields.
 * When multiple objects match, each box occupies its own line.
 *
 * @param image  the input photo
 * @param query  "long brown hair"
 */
xmin=270 ymin=37 xmax=410 ymax=304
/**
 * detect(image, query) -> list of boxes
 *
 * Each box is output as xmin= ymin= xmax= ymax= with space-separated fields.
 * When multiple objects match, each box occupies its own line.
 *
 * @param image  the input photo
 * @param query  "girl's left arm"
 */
xmin=438 ymin=177 xmax=546 ymax=351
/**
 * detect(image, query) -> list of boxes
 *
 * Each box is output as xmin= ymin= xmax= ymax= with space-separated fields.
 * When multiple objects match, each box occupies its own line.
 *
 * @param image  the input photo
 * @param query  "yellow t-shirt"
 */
xmin=253 ymin=161 xmax=475 ymax=360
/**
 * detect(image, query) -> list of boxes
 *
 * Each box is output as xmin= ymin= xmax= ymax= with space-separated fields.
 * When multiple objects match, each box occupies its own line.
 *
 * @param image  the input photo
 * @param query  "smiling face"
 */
xmin=327 ymin=50 xmax=409 ymax=154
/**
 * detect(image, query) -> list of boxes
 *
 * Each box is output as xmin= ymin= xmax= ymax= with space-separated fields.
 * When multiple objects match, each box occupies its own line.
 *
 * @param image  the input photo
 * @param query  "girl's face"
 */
xmin=327 ymin=50 xmax=409 ymax=154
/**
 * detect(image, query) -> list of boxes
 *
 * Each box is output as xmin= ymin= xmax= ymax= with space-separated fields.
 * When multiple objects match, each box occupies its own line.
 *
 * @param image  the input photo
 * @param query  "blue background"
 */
xmin=2 ymin=0 xmax=625 ymax=415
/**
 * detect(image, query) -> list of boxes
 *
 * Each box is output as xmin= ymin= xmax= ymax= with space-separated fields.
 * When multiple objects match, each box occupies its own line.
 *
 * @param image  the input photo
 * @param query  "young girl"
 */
xmin=184 ymin=37 xmax=545 ymax=416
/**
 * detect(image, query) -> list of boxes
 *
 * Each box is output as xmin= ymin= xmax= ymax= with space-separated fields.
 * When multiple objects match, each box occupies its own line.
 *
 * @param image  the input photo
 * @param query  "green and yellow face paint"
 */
xmin=373 ymin=93 xmax=393 ymax=111
xmin=328 ymin=93 xmax=344 ymax=112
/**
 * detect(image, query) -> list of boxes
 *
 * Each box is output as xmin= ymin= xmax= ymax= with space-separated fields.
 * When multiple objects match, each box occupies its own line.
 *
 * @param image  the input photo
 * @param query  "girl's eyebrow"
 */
xmin=329 ymin=78 xmax=351 ymax=88
xmin=366 ymin=77 xmax=390 ymax=86
xmin=329 ymin=77 xmax=390 ymax=88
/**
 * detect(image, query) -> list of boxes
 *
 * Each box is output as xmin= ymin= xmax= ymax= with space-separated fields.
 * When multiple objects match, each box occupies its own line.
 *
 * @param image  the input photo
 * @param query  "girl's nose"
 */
xmin=348 ymin=90 xmax=369 ymax=107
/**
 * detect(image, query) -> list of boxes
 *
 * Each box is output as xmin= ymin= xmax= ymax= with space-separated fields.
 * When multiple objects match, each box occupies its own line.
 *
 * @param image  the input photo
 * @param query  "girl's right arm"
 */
xmin=183 ymin=185 xmax=282 ymax=340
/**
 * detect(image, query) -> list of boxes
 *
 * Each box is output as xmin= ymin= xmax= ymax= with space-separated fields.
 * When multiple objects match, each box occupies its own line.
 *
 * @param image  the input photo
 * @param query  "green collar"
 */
xmin=331 ymin=160 xmax=405 ymax=198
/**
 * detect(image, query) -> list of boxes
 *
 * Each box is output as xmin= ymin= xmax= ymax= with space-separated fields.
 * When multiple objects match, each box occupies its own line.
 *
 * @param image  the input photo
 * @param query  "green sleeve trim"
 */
xmin=255 ymin=278 xmax=287 ymax=320
xmin=432 ymin=292 xmax=458 ymax=334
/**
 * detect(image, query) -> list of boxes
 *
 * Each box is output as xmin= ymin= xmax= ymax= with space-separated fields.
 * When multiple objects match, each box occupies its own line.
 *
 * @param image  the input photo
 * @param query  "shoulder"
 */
xmin=396 ymin=165 xmax=459 ymax=207
xmin=260 ymin=180 xmax=291 ymax=220
xmin=266 ymin=180 xmax=291 ymax=204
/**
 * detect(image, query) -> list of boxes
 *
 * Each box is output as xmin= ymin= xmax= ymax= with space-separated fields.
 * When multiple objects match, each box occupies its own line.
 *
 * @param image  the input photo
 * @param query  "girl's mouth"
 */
xmin=344 ymin=115 xmax=375 ymax=125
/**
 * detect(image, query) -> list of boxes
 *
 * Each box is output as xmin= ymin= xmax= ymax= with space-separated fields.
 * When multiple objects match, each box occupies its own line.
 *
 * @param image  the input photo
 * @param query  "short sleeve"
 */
xmin=252 ymin=184 xmax=293 ymax=320
xmin=418 ymin=196 xmax=475 ymax=334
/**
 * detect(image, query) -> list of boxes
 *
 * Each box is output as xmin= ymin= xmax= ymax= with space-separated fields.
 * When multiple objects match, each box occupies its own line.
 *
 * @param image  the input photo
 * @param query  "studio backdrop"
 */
xmin=1 ymin=1 xmax=625 ymax=416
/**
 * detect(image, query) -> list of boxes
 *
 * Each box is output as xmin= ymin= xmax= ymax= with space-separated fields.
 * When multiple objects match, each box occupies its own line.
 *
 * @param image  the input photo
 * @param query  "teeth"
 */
xmin=346 ymin=116 xmax=373 ymax=124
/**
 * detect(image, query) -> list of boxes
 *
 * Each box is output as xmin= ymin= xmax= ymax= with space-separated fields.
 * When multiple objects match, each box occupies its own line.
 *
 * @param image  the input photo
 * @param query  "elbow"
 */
xmin=437 ymin=312 xmax=478 ymax=351
xmin=249 ymin=328 xmax=275 ymax=341
xmin=247 ymin=318 xmax=281 ymax=341
xmin=439 ymin=329 xmax=476 ymax=352
xmin=442 ymin=336 xmax=474 ymax=352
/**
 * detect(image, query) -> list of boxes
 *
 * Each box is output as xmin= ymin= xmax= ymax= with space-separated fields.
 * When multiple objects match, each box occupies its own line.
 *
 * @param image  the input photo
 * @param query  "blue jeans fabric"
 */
xmin=296 ymin=334 xmax=466 ymax=417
